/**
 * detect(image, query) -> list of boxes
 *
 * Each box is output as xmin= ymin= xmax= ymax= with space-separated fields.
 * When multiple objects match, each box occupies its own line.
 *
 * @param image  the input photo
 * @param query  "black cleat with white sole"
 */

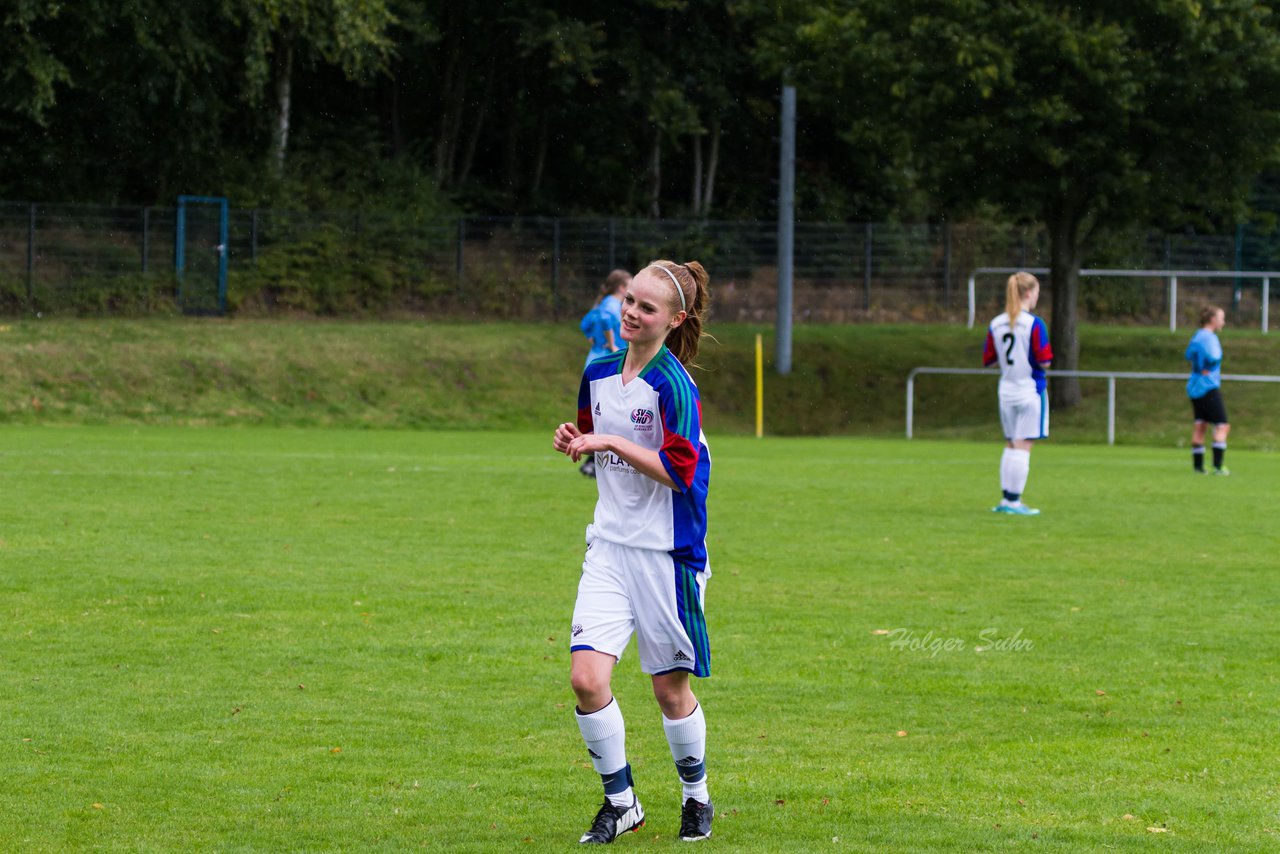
xmin=579 ymin=796 xmax=645 ymax=844
xmin=679 ymin=798 xmax=713 ymax=841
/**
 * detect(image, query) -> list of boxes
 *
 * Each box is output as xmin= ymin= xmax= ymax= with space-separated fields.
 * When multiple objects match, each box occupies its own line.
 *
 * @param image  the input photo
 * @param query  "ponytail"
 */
xmin=1005 ymin=271 xmax=1039 ymax=324
xmin=645 ymin=259 xmax=710 ymax=365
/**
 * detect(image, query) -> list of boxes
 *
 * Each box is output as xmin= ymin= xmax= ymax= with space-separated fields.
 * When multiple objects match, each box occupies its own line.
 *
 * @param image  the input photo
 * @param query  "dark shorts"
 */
xmin=1191 ymin=388 xmax=1228 ymax=424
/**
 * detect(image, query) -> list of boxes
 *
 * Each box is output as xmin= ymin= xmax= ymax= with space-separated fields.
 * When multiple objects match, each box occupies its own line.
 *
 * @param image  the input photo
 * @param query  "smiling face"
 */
xmin=619 ymin=269 xmax=685 ymax=348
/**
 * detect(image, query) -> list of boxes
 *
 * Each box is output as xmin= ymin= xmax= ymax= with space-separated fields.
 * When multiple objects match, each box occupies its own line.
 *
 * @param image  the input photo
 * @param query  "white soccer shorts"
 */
xmin=570 ymin=530 xmax=711 ymax=677
xmin=1000 ymin=391 xmax=1049 ymax=441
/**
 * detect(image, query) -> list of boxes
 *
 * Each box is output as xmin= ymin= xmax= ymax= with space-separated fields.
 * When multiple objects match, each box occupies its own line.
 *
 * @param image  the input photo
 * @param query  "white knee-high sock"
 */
xmin=999 ymin=448 xmax=1014 ymax=497
xmin=1006 ymin=448 xmax=1031 ymax=499
xmin=576 ymin=698 xmax=634 ymax=807
xmin=663 ymin=703 xmax=709 ymax=803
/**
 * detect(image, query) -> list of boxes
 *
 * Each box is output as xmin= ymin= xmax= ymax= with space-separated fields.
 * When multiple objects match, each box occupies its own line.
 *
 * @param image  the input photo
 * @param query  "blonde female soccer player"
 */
xmin=552 ymin=260 xmax=714 ymax=844
xmin=983 ymin=271 xmax=1053 ymax=515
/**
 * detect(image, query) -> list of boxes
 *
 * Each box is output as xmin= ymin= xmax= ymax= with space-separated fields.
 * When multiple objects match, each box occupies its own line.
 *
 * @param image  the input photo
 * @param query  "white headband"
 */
xmin=646 ymin=264 xmax=687 ymax=312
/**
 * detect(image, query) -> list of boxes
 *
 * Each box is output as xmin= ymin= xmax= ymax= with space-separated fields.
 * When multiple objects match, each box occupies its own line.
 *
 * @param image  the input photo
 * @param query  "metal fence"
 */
xmin=905 ymin=366 xmax=1280 ymax=443
xmin=3 ymin=200 xmax=1279 ymax=322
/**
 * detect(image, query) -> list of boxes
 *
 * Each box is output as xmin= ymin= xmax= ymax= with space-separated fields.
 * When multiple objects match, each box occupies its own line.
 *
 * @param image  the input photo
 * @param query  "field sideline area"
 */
xmin=3 ymin=426 xmax=1276 ymax=851
xmin=0 ymin=319 xmax=1278 ymax=447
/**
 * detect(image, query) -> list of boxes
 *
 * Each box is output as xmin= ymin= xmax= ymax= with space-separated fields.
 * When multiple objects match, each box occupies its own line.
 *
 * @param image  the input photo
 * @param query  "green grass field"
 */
xmin=1 ymin=318 xmax=1278 ymax=448
xmin=3 ymin=426 xmax=1277 ymax=851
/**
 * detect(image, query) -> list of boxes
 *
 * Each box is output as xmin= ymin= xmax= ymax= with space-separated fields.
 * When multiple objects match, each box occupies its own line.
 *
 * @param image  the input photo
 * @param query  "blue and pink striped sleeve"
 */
xmin=576 ymin=372 xmax=593 ymax=435
xmin=656 ymin=369 xmax=701 ymax=493
xmin=1030 ymin=318 xmax=1053 ymax=365
xmin=982 ymin=330 xmax=997 ymax=366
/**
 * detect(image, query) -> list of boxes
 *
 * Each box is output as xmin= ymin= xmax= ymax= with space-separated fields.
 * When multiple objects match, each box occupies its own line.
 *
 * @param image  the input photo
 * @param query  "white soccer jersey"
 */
xmin=983 ymin=311 xmax=1053 ymax=401
xmin=576 ymin=347 xmax=710 ymax=571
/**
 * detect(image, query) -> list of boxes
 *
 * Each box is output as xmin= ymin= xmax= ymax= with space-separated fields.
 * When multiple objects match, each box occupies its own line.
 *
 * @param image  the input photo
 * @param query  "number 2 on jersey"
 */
xmin=1001 ymin=332 xmax=1016 ymax=365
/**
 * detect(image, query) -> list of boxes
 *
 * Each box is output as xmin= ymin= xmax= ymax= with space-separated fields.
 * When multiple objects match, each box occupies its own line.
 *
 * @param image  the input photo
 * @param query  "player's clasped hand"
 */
xmin=567 ymin=433 xmax=610 ymax=463
xmin=554 ymin=422 xmax=584 ymax=460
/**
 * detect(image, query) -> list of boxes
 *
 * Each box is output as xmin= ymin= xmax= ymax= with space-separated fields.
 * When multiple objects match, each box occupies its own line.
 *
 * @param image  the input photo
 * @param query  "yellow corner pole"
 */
xmin=755 ymin=333 xmax=764 ymax=438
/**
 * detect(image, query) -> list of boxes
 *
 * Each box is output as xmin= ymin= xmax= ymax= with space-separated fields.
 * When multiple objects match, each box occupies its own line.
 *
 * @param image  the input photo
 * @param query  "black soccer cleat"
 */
xmin=679 ymin=797 xmax=713 ymax=841
xmin=578 ymin=796 xmax=645 ymax=844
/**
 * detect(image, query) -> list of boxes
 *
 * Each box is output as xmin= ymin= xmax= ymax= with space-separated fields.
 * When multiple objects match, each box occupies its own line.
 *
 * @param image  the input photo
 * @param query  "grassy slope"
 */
xmin=1 ymin=427 xmax=1277 ymax=851
xmin=0 ymin=318 xmax=1276 ymax=447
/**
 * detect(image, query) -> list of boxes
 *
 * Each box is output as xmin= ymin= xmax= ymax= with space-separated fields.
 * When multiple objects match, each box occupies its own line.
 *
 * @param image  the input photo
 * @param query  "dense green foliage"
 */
xmin=3 ymin=427 xmax=1278 ymax=850
xmin=764 ymin=0 xmax=1280 ymax=404
xmin=0 ymin=319 xmax=1276 ymax=449
xmin=10 ymin=2 xmax=1280 ymax=390
xmin=5 ymin=1 xmax=1280 ymax=232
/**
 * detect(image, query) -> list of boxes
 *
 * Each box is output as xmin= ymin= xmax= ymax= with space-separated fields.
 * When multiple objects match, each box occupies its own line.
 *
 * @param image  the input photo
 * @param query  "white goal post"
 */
xmin=966 ymin=267 xmax=1278 ymax=333
xmin=905 ymin=367 xmax=1280 ymax=445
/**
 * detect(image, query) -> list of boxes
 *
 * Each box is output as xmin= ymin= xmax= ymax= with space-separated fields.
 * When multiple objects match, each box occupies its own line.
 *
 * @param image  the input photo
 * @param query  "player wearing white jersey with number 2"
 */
xmin=553 ymin=259 xmax=715 ymax=844
xmin=983 ymin=271 xmax=1053 ymax=516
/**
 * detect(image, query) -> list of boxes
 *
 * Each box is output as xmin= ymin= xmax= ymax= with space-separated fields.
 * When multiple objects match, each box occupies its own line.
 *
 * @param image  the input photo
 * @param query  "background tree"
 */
xmin=1 ymin=1 xmax=71 ymax=124
xmin=5 ymin=0 xmax=1280 ymax=277
xmin=780 ymin=0 xmax=1280 ymax=406
xmin=233 ymin=0 xmax=397 ymax=174
xmin=0 ymin=0 xmax=244 ymax=200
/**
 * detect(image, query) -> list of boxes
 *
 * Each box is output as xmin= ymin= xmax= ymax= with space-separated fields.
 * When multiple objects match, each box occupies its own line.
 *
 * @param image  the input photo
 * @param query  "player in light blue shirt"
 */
xmin=1185 ymin=305 xmax=1230 ymax=474
xmin=598 ymin=278 xmax=624 ymax=354
xmin=583 ymin=270 xmax=631 ymax=368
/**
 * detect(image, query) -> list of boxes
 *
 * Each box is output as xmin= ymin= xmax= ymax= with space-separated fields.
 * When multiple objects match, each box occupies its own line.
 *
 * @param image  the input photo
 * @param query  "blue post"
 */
xmin=175 ymin=201 xmax=186 ymax=306
xmin=1233 ymin=223 xmax=1244 ymax=309
xmin=26 ymin=204 xmax=35 ymax=308
xmin=175 ymin=194 xmax=229 ymax=315
xmin=776 ymin=85 xmax=796 ymax=376
xmin=217 ymin=199 xmax=229 ymax=315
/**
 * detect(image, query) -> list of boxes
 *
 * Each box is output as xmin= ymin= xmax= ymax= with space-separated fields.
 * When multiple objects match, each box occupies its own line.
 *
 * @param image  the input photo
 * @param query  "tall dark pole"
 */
xmin=776 ymin=85 xmax=796 ymax=375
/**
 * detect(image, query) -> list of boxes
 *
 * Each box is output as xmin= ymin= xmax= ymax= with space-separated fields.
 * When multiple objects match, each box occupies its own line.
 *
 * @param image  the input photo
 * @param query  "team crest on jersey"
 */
xmin=630 ymin=408 xmax=655 ymax=432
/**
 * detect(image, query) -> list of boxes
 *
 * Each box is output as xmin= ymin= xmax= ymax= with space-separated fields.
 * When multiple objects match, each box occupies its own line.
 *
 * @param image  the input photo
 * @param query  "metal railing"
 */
xmin=905 ymin=366 xmax=1280 ymax=444
xmin=968 ymin=267 xmax=1277 ymax=333
xmin=6 ymin=199 xmax=1280 ymax=320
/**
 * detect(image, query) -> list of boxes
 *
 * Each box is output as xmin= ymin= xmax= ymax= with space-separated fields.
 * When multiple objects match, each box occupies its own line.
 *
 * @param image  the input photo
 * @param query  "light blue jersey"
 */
xmin=1185 ymin=328 xmax=1222 ymax=399
xmin=599 ymin=293 xmax=623 ymax=342
xmin=582 ymin=295 xmax=624 ymax=368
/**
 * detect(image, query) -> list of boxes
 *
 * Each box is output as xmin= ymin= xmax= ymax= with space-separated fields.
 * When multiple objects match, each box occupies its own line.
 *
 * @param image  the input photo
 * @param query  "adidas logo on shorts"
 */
xmin=672 ymin=650 xmax=691 ymax=662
